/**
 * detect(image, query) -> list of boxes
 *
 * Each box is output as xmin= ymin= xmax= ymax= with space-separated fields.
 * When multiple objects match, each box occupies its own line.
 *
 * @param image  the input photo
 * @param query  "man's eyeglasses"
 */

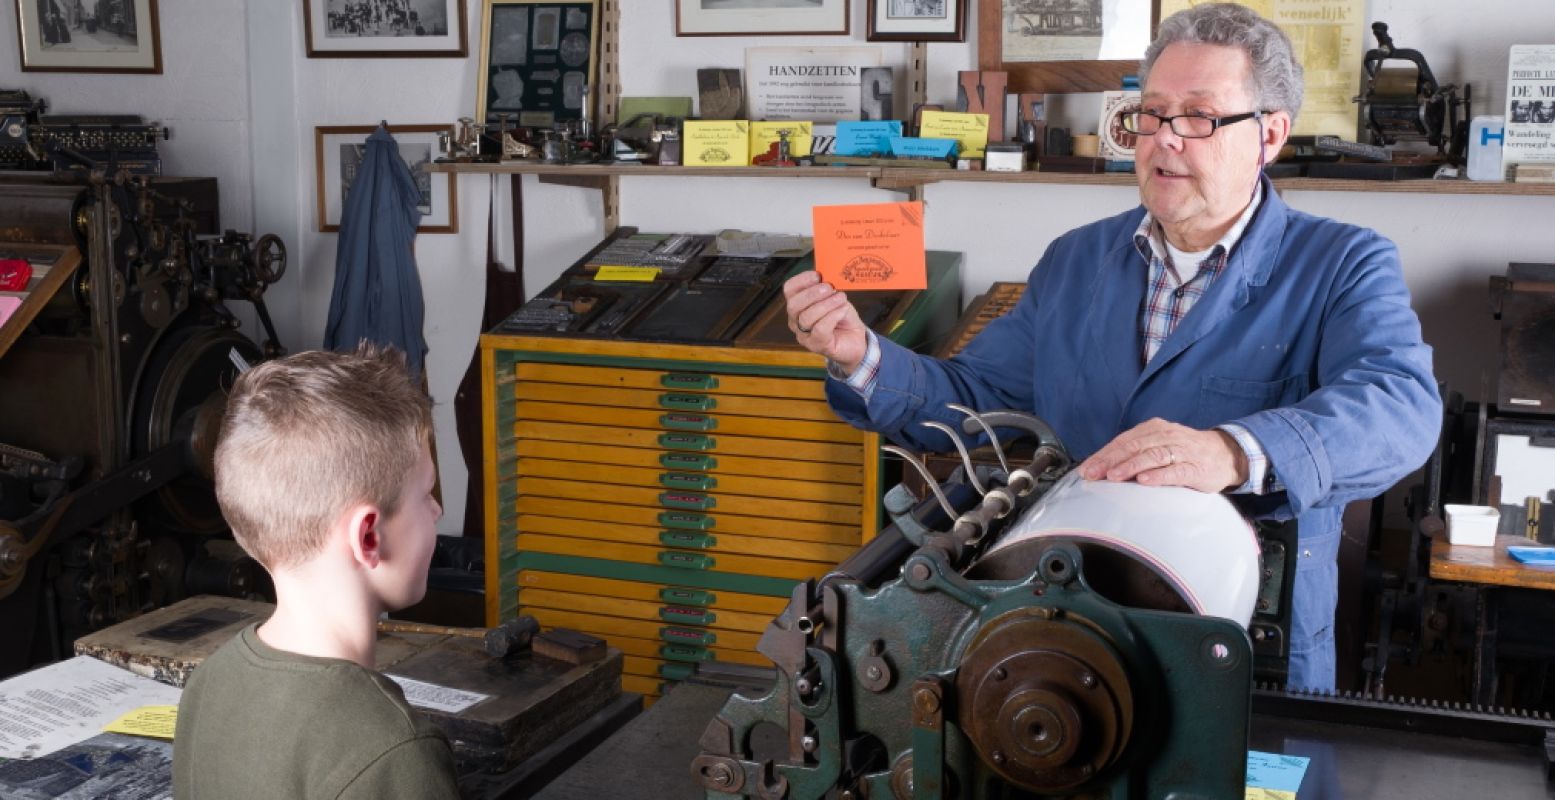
xmin=1119 ymin=109 xmax=1266 ymax=139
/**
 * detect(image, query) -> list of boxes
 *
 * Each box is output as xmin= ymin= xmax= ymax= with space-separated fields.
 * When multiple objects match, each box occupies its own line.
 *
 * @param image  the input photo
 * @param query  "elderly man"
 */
xmin=783 ymin=3 xmax=1440 ymax=692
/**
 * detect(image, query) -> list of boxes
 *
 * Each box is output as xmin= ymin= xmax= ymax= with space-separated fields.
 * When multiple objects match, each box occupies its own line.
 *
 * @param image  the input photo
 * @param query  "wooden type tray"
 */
xmin=933 ymin=280 xmax=1027 ymax=358
xmin=0 ymin=243 xmax=81 ymax=361
xmin=734 ymin=286 xmax=921 ymax=348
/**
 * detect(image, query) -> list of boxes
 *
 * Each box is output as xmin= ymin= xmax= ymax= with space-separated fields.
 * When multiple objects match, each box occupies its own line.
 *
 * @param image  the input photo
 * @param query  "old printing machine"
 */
xmin=0 ymin=89 xmax=286 ymax=677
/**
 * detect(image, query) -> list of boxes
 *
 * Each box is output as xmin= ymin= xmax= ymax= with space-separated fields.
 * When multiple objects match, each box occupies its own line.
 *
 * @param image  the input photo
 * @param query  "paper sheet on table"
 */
xmin=0 ymin=656 xmax=182 ymax=759
xmin=103 ymin=705 xmax=179 ymax=740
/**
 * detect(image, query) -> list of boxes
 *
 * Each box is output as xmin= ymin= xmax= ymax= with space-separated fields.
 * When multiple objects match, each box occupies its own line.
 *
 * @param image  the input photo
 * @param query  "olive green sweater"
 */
xmin=173 ymin=623 xmax=460 ymax=799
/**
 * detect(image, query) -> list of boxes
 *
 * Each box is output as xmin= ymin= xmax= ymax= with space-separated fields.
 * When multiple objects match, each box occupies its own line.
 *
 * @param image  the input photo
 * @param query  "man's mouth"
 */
xmin=1154 ymin=167 xmax=1189 ymax=177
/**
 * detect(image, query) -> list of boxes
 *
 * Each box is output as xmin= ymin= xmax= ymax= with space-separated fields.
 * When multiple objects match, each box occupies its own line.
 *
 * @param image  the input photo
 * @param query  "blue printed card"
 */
xmin=1246 ymin=750 xmax=1309 ymax=793
xmin=835 ymin=121 xmax=903 ymax=156
xmin=889 ymin=137 xmax=958 ymax=159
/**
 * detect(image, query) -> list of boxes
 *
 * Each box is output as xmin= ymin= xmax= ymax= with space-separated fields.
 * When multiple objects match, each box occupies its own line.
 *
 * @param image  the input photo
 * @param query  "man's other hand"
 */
xmin=1077 ymin=418 xmax=1249 ymax=493
xmin=783 ymin=271 xmax=868 ymax=372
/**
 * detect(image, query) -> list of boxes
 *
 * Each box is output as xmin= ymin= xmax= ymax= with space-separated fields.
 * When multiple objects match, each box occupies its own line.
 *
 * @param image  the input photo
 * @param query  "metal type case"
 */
xmin=693 ymin=410 xmax=1254 ymax=799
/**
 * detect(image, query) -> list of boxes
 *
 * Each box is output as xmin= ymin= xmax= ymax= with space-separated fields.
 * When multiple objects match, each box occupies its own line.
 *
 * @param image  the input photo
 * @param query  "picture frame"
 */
xmin=867 ymin=0 xmax=965 ymax=43
xmin=476 ymin=0 xmax=599 ymax=125
xmin=675 ymin=0 xmax=849 ymax=37
xmin=313 ymin=125 xmax=458 ymax=234
xmin=14 ymin=0 xmax=162 ymax=73
xmin=302 ymin=0 xmax=468 ymax=58
xmin=978 ymin=0 xmax=1160 ymax=94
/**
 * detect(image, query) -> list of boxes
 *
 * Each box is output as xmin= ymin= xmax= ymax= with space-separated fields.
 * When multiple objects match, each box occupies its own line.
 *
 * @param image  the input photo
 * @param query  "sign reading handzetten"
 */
xmin=745 ymin=47 xmax=884 ymax=123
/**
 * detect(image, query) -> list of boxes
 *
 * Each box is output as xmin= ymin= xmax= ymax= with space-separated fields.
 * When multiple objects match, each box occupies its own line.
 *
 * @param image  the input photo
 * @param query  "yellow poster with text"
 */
xmin=1157 ymin=0 xmax=1365 ymax=137
xmin=918 ymin=110 xmax=990 ymax=158
xmin=684 ymin=120 xmax=750 ymax=167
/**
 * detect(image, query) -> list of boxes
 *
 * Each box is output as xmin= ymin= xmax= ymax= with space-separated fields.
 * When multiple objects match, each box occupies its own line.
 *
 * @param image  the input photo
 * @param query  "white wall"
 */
xmin=4 ymin=1 xmax=1549 ymax=534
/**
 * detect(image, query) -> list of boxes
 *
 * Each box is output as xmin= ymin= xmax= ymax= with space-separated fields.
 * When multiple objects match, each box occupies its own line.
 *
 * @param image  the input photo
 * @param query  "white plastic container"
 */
xmin=1445 ymin=504 xmax=1500 ymax=547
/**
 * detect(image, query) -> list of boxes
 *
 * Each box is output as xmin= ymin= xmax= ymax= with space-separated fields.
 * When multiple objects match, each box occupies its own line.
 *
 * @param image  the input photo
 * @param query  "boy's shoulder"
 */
xmin=189 ymin=623 xmax=425 ymax=734
xmin=176 ymin=624 xmax=455 ymax=799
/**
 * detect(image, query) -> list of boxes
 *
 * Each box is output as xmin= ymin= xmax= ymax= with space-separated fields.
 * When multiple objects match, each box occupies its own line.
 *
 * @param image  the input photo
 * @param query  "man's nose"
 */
xmin=1153 ymin=125 xmax=1187 ymax=150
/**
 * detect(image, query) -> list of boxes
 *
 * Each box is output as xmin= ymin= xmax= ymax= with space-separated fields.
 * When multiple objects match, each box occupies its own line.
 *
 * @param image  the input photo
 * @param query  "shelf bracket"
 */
xmin=535 ymin=173 xmax=620 ymax=233
xmin=871 ymin=175 xmax=929 ymax=201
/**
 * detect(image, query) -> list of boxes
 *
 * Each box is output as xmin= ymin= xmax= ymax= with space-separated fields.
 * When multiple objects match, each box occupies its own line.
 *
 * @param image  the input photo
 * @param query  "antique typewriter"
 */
xmin=0 ymin=88 xmax=169 ymax=175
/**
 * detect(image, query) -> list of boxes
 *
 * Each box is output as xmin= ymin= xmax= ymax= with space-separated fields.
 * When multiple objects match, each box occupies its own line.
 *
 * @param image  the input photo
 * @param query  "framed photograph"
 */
xmin=313 ymin=125 xmax=458 ymax=234
xmin=867 ymin=0 xmax=965 ymax=42
xmin=302 ymin=0 xmax=468 ymax=58
xmin=676 ymin=0 xmax=849 ymax=37
xmin=14 ymin=0 xmax=162 ymax=73
xmin=476 ymin=0 xmax=599 ymax=125
xmin=978 ymin=0 xmax=1160 ymax=93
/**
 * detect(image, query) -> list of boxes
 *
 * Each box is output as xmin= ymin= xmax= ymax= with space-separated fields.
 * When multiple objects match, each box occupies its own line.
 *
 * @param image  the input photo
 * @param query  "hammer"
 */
xmin=481 ymin=615 xmax=540 ymax=659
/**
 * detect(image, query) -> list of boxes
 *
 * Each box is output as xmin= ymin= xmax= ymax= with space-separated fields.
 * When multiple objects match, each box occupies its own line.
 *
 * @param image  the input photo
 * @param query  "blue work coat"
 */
xmin=324 ymin=125 xmax=428 ymax=376
xmin=827 ymin=176 xmax=1441 ymax=690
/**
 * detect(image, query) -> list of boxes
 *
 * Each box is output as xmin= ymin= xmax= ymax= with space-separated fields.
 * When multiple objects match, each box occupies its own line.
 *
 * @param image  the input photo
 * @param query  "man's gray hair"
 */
xmin=1140 ymin=3 xmax=1303 ymax=121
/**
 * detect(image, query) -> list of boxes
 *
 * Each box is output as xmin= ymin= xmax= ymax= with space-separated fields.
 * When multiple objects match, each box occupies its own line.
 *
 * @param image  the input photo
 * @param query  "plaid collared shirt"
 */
xmin=1132 ymin=186 xmax=1261 ymax=365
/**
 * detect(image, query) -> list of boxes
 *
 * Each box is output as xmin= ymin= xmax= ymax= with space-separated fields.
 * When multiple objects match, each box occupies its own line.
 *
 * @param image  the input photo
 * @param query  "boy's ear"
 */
xmin=345 ymin=506 xmax=383 ymax=569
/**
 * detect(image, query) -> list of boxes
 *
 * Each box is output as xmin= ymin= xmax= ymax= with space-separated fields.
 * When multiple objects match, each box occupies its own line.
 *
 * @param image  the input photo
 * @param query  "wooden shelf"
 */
xmin=427 ymin=160 xmax=1555 ymax=197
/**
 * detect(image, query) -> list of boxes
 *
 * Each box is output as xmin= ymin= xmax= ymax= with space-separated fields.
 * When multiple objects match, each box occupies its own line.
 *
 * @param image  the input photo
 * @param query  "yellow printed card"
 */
xmin=684 ymin=120 xmax=750 ymax=167
xmin=103 ymin=705 xmax=178 ymax=740
xmin=919 ymin=110 xmax=990 ymax=158
xmin=749 ymin=121 xmax=814 ymax=163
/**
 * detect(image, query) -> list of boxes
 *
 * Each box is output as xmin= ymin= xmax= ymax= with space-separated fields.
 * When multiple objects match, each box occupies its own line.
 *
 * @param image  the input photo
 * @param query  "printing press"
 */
xmin=659 ymin=408 xmax=1555 ymax=799
xmin=0 ymin=161 xmax=287 ymax=678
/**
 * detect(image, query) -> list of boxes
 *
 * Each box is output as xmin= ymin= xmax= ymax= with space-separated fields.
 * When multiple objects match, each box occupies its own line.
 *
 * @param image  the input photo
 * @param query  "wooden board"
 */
xmin=1429 ymin=534 xmax=1555 ymax=591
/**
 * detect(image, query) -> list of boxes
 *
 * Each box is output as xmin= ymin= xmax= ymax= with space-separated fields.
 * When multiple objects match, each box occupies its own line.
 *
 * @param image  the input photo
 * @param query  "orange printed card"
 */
xmin=810 ymin=201 xmax=926 ymax=291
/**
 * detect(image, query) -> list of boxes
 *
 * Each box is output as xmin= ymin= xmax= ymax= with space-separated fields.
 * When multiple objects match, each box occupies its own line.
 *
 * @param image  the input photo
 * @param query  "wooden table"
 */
xmin=1428 ymin=533 xmax=1555 ymax=704
xmin=1429 ymin=534 xmax=1555 ymax=590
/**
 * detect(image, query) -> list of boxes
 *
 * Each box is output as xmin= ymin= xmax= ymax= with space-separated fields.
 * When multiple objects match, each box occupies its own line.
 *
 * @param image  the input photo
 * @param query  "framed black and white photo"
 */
xmin=476 ymin=0 xmax=598 ymax=125
xmin=979 ymin=0 xmax=1160 ymax=93
xmin=676 ymin=0 xmax=849 ymax=37
xmin=867 ymin=0 xmax=965 ymax=42
xmin=14 ymin=0 xmax=162 ymax=73
xmin=303 ymin=0 xmax=468 ymax=58
xmin=314 ymin=125 xmax=458 ymax=234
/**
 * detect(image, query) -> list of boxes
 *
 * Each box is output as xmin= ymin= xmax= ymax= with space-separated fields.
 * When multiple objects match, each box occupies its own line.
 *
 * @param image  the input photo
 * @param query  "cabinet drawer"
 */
xmin=518 ymin=515 xmax=857 ymax=564
xmin=514 ymin=401 xmax=859 ymax=444
xmin=526 ymin=607 xmax=763 ymax=651
xmin=520 ymin=587 xmax=774 ymax=634
xmin=512 ymin=381 xmax=839 ymax=423
xmin=518 ymin=570 xmax=789 ymax=615
xmin=603 ymin=633 xmax=772 ymax=669
xmin=514 ymin=496 xmax=862 ymax=545
xmin=517 ymin=457 xmax=863 ymax=506
xmin=620 ymin=673 xmax=664 ymax=700
xmin=517 ymin=476 xmax=859 ymax=525
xmin=511 ymin=362 xmax=828 ymax=401
xmin=516 ymin=439 xmax=865 ymax=483
xmin=511 ymin=420 xmax=864 ymax=464
xmin=517 ymin=533 xmax=836 ymax=582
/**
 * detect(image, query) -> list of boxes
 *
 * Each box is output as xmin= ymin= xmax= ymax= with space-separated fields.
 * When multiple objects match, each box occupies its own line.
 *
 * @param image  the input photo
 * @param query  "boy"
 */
xmin=173 ymin=345 xmax=460 ymax=799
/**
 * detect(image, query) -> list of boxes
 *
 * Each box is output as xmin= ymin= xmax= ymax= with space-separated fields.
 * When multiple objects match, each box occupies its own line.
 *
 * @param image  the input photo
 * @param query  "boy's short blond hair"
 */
xmin=215 ymin=344 xmax=433 ymax=570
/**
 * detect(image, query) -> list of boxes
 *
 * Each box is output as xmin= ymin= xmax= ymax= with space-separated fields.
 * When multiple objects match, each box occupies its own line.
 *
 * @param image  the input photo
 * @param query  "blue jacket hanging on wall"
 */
xmin=324 ymin=123 xmax=429 ymax=376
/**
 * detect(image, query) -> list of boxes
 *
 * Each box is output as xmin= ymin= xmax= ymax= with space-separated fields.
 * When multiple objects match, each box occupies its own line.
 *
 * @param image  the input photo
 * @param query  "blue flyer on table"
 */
xmin=1246 ymin=750 xmax=1309 ymax=795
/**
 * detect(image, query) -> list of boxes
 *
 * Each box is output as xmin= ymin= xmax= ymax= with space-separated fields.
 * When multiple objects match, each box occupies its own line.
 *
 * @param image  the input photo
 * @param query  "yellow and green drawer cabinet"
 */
xmin=480 ymin=252 xmax=961 ymax=700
